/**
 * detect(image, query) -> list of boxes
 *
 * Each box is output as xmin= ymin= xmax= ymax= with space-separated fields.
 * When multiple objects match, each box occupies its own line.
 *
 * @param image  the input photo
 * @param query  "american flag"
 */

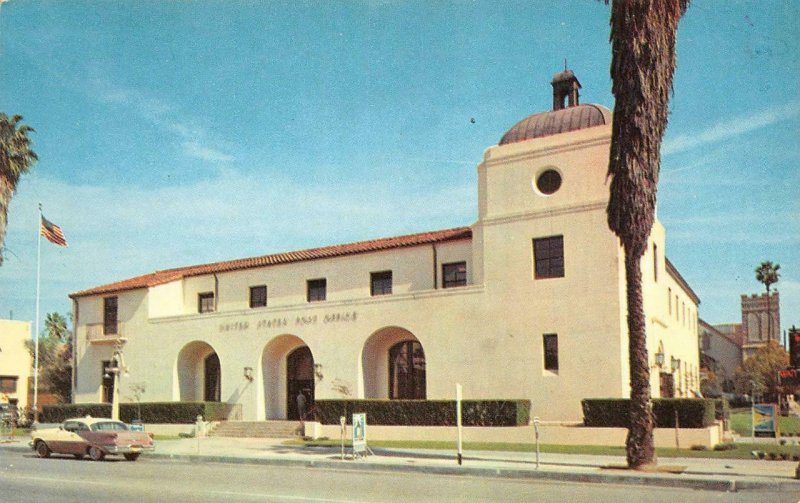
xmin=40 ymin=215 xmax=68 ymax=247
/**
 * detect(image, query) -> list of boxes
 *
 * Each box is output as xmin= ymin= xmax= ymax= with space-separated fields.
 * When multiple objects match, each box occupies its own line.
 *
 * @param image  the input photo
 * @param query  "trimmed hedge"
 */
xmin=313 ymin=399 xmax=530 ymax=426
xmin=581 ymin=398 xmax=717 ymax=428
xmin=41 ymin=402 xmax=230 ymax=424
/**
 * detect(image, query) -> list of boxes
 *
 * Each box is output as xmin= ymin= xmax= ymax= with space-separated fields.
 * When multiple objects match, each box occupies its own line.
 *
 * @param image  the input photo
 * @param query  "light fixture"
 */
xmin=243 ymin=367 xmax=254 ymax=382
xmin=671 ymin=356 xmax=680 ymax=372
xmin=654 ymin=350 xmax=665 ymax=368
xmin=314 ymin=363 xmax=323 ymax=381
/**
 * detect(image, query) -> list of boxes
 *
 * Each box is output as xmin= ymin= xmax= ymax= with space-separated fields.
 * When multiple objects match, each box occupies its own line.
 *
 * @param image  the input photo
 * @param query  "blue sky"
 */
xmin=0 ymin=1 xmax=797 ymax=338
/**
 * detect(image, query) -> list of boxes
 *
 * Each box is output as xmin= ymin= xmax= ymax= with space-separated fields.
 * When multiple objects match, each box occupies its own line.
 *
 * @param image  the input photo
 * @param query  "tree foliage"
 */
xmin=755 ymin=261 xmax=781 ymax=292
xmin=733 ymin=341 xmax=789 ymax=401
xmin=0 ymin=113 xmax=38 ymax=265
xmin=25 ymin=312 xmax=72 ymax=403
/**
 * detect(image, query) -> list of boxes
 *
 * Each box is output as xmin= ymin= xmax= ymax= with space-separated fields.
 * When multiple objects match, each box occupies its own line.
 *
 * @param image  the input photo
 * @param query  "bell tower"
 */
xmin=551 ymin=67 xmax=581 ymax=111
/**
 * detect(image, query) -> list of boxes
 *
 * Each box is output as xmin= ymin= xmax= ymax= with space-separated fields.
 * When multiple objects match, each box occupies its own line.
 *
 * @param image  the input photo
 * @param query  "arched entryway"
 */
xmin=361 ymin=327 xmax=426 ymax=399
xmin=261 ymin=335 xmax=314 ymax=420
xmin=287 ymin=346 xmax=314 ymax=420
xmin=175 ymin=341 xmax=221 ymax=402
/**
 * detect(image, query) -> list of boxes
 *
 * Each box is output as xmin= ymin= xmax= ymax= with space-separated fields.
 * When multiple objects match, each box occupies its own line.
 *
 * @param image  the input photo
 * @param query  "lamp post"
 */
xmin=106 ymin=342 xmax=128 ymax=421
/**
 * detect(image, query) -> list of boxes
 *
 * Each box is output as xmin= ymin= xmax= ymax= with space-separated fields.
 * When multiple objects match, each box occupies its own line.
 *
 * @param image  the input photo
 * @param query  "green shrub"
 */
xmin=581 ymin=398 xmax=717 ymax=428
xmin=313 ymin=399 xmax=530 ymax=426
xmin=41 ymin=402 xmax=230 ymax=424
xmin=713 ymin=442 xmax=736 ymax=451
xmin=690 ymin=444 xmax=708 ymax=451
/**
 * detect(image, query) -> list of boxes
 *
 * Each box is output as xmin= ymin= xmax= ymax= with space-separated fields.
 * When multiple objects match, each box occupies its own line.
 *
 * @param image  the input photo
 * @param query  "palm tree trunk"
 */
xmin=624 ymin=247 xmax=655 ymax=468
xmin=0 ymin=176 xmax=13 ymax=265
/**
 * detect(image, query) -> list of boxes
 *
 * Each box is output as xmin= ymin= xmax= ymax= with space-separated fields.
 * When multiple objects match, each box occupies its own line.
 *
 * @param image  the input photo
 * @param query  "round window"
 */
xmin=536 ymin=169 xmax=562 ymax=195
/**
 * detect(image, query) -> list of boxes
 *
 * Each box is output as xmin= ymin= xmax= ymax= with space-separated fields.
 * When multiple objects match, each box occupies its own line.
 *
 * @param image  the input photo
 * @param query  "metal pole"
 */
xmin=534 ymin=417 xmax=540 ymax=469
xmin=750 ymin=380 xmax=755 ymax=440
xmin=456 ymin=383 xmax=463 ymax=465
xmin=111 ymin=350 xmax=120 ymax=421
xmin=33 ymin=204 xmax=42 ymax=423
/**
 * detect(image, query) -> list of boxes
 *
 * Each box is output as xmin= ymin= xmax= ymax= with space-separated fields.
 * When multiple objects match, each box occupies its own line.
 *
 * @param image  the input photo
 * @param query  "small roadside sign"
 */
xmin=352 ymin=413 xmax=367 ymax=457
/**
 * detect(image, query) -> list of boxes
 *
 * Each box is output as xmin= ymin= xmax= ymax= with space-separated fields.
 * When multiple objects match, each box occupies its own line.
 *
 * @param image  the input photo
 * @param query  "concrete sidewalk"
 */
xmin=3 ymin=436 xmax=800 ymax=493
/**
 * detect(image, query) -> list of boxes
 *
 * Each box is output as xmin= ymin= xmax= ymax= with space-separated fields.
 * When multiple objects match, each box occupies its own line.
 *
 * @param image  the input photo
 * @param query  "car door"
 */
xmin=58 ymin=420 xmax=90 ymax=455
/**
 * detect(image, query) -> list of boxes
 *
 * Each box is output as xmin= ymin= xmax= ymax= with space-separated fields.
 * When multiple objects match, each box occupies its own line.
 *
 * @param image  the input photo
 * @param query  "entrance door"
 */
xmin=660 ymin=372 xmax=674 ymax=398
xmin=287 ymin=346 xmax=314 ymax=420
xmin=204 ymin=353 xmax=221 ymax=402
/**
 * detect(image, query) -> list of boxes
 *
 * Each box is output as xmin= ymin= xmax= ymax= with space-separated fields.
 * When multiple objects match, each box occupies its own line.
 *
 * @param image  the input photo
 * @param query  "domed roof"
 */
xmin=499 ymin=104 xmax=611 ymax=145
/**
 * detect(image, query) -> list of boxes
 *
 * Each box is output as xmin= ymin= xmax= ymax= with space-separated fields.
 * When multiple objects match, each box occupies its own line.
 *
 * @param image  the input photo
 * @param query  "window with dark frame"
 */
xmin=307 ymin=278 xmax=327 ymax=302
xmin=249 ymin=285 xmax=267 ymax=308
xmin=0 ymin=375 xmax=18 ymax=394
xmin=103 ymin=296 xmax=118 ymax=335
xmin=543 ymin=333 xmax=559 ymax=372
xmin=389 ymin=340 xmax=426 ymax=399
xmin=198 ymin=292 xmax=215 ymax=313
xmin=370 ymin=271 xmax=392 ymax=296
xmin=533 ymin=235 xmax=564 ymax=279
xmin=442 ymin=261 xmax=467 ymax=288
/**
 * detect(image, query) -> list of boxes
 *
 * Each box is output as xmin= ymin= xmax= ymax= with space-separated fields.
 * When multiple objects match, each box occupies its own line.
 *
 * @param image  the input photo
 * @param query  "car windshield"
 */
xmin=90 ymin=421 xmax=129 ymax=432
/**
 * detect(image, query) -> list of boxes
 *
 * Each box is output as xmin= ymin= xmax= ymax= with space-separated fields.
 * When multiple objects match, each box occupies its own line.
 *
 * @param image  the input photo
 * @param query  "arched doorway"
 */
xmin=287 ymin=346 xmax=314 ymax=420
xmin=204 ymin=353 xmax=221 ymax=402
xmin=389 ymin=340 xmax=426 ymax=399
xmin=261 ymin=335 xmax=313 ymax=420
xmin=361 ymin=327 xmax=426 ymax=399
xmin=175 ymin=341 xmax=221 ymax=402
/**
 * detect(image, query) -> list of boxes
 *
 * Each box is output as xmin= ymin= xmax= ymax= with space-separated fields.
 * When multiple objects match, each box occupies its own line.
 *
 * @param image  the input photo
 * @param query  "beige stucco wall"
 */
xmin=71 ymin=112 xmax=700 ymax=423
xmin=313 ymin=423 xmax=722 ymax=449
xmin=0 ymin=320 xmax=32 ymax=409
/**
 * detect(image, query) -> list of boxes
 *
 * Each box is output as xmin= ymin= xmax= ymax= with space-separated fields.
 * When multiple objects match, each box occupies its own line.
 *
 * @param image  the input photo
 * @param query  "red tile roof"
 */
xmin=70 ymin=226 xmax=473 ymax=298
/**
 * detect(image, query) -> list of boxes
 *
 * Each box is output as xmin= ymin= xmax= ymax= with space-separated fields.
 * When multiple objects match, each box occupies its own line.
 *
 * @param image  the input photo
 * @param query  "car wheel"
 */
xmin=35 ymin=441 xmax=51 ymax=458
xmin=123 ymin=453 xmax=140 ymax=461
xmin=88 ymin=446 xmax=105 ymax=461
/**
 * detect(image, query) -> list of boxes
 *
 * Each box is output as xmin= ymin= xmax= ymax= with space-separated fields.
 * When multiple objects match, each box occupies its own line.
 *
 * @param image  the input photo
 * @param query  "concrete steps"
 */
xmin=209 ymin=420 xmax=304 ymax=439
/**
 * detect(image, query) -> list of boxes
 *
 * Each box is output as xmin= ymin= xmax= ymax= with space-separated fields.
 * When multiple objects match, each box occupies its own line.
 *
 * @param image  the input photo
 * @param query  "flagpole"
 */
xmin=33 ymin=203 xmax=42 ymax=423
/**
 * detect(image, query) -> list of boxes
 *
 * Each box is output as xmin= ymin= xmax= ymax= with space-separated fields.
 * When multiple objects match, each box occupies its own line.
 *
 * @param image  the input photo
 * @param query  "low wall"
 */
xmin=315 ymin=421 xmax=723 ymax=449
xmin=140 ymin=423 xmax=196 ymax=436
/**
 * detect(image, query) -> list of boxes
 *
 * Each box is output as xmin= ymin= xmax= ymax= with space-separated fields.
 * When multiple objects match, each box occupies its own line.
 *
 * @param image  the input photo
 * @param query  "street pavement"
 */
xmin=2 ymin=434 xmax=800 ymax=494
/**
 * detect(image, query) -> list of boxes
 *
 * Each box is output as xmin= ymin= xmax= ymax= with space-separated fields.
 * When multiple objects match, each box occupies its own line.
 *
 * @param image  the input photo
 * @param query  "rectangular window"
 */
xmin=0 ymin=375 xmax=18 ymax=394
xmin=198 ymin=292 xmax=215 ymax=313
xmin=442 ymin=262 xmax=467 ymax=288
xmin=307 ymin=278 xmax=327 ymax=302
xmin=543 ymin=334 xmax=559 ymax=372
xmin=103 ymin=296 xmax=118 ymax=335
xmin=370 ymin=271 xmax=392 ymax=296
xmin=653 ymin=243 xmax=658 ymax=282
xmin=533 ymin=235 xmax=564 ymax=279
xmin=249 ymin=285 xmax=267 ymax=308
xmin=668 ymin=288 xmax=672 ymax=315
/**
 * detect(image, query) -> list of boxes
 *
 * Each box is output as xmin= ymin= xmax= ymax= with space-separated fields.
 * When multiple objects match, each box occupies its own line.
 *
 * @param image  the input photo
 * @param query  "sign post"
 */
xmin=456 ymin=383 xmax=463 ymax=465
xmin=533 ymin=416 xmax=540 ymax=469
xmin=339 ymin=416 xmax=346 ymax=460
xmin=352 ymin=413 xmax=367 ymax=459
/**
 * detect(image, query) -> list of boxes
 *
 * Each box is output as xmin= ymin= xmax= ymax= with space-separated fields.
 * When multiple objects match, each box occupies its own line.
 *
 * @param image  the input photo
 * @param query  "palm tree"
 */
xmin=605 ymin=0 xmax=690 ymax=469
xmin=0 ymin=113 xmax=38 ymax=265
xmin=754 ymin=261 xmax=780 ymax=342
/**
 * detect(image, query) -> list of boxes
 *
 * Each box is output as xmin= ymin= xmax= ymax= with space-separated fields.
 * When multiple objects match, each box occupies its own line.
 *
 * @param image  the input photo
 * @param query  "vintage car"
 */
xmin=30 ymin=416 xmax=155 ymax=461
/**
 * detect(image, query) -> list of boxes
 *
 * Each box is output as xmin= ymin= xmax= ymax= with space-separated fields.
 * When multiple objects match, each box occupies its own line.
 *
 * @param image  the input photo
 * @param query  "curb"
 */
xmin=148 ymin=450 xmax=800 ymax=493
xmin=3 ymin=443 xmax=799 ymax=493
